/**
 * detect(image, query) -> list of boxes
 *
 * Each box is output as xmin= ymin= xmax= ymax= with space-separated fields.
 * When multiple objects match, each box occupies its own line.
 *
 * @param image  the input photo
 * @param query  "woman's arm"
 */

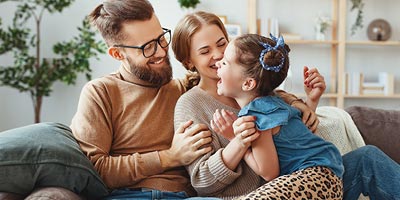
xmin=275 ymin=66 xmax=326 ymax=132
xmin=275 ymin=89 xmax=319 ymax=132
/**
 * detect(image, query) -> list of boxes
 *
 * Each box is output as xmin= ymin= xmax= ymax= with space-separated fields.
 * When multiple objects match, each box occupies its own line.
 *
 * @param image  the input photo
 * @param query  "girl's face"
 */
xmin=188 ymin=24 xmax=228 ymax=83
xmin=216 ymin=41 xmax=246 ymax=98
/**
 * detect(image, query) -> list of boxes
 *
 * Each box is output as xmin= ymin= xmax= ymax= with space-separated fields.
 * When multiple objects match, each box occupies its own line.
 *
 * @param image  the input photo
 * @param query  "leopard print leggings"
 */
xmin=238 ymin=166 xmax=343 ymax=200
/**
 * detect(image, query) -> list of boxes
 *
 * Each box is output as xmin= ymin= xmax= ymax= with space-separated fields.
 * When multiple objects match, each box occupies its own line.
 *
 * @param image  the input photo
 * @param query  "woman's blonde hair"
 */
xmin=172 ymin=11 xmax=228 ymax=90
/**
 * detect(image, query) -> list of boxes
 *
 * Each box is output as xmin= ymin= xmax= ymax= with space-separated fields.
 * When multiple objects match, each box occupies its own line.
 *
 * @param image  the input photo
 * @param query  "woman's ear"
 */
xmin=108 ymin=47 xmax=124 ymax=60
xmin=184 ymin=60 xmax=196 ymax=71
xmin=242 ymin=78 xmax=257 ymax=91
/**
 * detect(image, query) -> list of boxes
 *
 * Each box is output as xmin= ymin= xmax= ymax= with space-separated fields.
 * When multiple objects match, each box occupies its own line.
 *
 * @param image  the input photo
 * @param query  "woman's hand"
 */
xmin=210 ymin=109 xmax=237 ymax=140
xmin=291 ymin=101 xmax=319 ymax=133
xmin=303 ymin=66 xmax=326 ymax=111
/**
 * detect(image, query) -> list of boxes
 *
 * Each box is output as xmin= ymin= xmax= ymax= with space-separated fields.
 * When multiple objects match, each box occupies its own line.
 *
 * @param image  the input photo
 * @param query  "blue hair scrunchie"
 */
xmin=259 ymin=34 xmax=286 ymax=72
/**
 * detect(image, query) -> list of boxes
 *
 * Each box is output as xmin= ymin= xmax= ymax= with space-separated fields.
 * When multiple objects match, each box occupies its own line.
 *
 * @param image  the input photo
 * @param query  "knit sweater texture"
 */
xmin=174 ymin=86 xmax=263 ymax=199
xmin=70 ymin=66 xmax=196 ymax=195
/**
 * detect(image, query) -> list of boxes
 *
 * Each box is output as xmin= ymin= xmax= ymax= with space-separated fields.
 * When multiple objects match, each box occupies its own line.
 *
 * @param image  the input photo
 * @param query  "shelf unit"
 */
xmin=247 ymin=0 xmax=400 ymax=108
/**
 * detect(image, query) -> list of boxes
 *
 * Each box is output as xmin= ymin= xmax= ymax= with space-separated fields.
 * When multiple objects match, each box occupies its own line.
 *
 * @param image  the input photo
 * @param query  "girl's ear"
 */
xmin=108 ymin=47 xmax=124 ymax=60
xmin=242 ymin=78 xmax=257 ymax=91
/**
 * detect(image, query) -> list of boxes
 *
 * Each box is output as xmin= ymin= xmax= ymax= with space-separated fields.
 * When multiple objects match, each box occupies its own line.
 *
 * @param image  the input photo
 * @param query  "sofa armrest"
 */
xmin=345 ymin=106 xmax=400 ymax=164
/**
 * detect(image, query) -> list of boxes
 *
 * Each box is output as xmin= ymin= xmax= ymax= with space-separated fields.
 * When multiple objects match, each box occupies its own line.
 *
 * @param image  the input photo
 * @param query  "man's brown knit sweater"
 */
xmin=70 ymin=66 xmax=195 ymax=195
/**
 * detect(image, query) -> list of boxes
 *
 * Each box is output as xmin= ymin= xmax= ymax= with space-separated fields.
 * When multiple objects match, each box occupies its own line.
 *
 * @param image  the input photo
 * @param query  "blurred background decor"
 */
xmin=350 ymin=0 xmax=365 ymax=35
xmin=0 ymin=0 xmax=106 ymax=123
xmin=315 ymin=14 xmax=332 ymax=40
xmin=178 ymin=0 xmax=200 ymax=13
xmin=367 ymin=19 xmax=392 ymax=41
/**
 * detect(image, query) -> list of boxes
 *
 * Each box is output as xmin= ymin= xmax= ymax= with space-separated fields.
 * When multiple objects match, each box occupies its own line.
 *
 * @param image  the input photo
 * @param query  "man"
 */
xmin=69 ymin=0 xmax=214 ymax=199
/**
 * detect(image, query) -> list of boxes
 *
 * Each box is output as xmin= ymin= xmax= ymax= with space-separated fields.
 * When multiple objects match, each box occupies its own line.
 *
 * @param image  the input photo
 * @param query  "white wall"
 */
xmin=1 ymin=0 xmax=399 ymax=131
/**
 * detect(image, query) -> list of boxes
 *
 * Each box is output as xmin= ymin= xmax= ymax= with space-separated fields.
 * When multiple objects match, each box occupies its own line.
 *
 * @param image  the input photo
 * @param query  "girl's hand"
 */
xmin=210 ymin=109 xmax=237 ymax=140
xmin=232 ymin=116 xmax=259 ymax=147
xmin=220 ymin=117 xmax=259 ymax=171
xmin=233 ymin=128 xmax=260 ymax=148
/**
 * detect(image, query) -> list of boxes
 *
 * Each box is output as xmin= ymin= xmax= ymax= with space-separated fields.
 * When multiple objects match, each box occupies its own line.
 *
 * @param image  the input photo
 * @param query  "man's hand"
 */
xmin=160 ymin=120 xmax=212 ymax=168
xmin=210 ymin=109 xmax=237 ymax=141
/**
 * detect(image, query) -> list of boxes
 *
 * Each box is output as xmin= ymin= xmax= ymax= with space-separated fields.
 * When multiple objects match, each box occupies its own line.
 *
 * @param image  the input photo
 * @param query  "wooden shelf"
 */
xmin=296 ymin=93 xmax=400 ymax=99
xmin=294 ymin=93 xmax=338 ymax=98
xmin=344 ymin=94 xmax=400 ymax=99
xmin=248 ymin=0 xmax=398 ymax=109
xmin=346 ymin=41 xmax=400 ymax=46
xmin=286 ymin=40 xmax=339 ymax=45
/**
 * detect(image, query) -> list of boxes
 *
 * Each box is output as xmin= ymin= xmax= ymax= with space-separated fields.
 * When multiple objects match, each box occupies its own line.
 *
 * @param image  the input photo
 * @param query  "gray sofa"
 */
xmin=345 ymin=106 xmax=400 ymax=164
xmin=0 ymin=106 xmax=398 ymax=199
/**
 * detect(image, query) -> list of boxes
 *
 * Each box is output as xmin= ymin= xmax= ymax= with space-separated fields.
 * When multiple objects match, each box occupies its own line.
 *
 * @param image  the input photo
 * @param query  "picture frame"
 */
xmin=224 ymin=24 xmax=242 ymax=39
xmin=218 ymin=15 xmax=227 ymax=24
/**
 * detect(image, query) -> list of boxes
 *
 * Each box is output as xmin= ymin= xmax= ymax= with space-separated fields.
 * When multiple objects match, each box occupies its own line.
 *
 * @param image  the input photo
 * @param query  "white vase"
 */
xmin=316 ymin=31 xmax=326 ymax=41
xmin=315 ymin=24 xmax=326 ymax=41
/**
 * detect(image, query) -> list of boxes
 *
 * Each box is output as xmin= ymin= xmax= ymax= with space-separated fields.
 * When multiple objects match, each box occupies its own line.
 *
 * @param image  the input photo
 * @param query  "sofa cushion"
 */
xmin=345 ymin=106 xmax=400 ymax=163
xmin=0 ymin=122 xmax=109 ymax=199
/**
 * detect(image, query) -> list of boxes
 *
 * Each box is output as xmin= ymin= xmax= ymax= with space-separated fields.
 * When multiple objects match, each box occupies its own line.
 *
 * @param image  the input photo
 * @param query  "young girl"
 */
xmin=215 ymin=34 xmax=344 ymax=199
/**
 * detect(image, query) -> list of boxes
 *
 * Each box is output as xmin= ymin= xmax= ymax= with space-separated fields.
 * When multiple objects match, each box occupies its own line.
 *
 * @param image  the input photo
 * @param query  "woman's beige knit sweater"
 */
xmin=174 ymin=86 xmax=263 ymax=199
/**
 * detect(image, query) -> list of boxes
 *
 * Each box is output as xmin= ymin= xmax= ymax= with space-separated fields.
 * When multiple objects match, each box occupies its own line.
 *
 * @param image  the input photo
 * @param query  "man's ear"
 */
xmin=242 ymin=78 xmax=257 ymax=91
xmin=108 ymin=47 xmax=124 ymax=60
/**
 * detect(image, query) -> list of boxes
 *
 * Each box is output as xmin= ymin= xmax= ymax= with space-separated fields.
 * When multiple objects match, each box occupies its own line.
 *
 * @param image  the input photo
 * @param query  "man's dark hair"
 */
xmin=88 ymin=0 xmax=154 ymax=46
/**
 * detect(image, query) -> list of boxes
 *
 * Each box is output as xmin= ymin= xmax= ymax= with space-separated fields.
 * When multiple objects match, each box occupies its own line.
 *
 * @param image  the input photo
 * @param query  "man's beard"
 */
xmin=126 ymin=55 xmax=173 ymax=87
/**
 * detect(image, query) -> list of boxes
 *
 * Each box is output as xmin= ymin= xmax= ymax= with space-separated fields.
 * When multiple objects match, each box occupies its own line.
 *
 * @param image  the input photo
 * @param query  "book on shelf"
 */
xmin=344 ymin=72 xmax=362 ymax=95
xmin=362 ymin=82 xmax=384 ymax=90
xmin=263 ymin=18 xmax=279 ymax=37
xmin=361 ymin=82 xmax=385 ymax=95
xmin=344 ymin=72 xmax=395 ymax=96
xmin=362 ymin=89 xmax=385 ymax=95
xmin=379 ymin=72 xmax=394 ymax=95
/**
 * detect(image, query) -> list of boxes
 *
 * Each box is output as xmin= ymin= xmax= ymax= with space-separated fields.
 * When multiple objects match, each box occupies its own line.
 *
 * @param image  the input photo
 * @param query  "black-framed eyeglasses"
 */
xmin=113 ymin=28 xmax=171 ymax=58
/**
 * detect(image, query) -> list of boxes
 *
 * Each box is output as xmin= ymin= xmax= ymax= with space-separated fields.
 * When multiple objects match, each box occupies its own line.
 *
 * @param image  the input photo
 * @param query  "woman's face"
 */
xmin=188 ymin=24 xmax=228 ymax=83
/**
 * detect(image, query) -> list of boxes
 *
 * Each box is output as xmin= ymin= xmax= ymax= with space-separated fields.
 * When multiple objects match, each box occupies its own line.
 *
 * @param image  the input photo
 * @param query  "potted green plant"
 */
xmin=0 ymin=0 xmax=106 ymax=123
xmin=350 ymin=0 xmax=364 ymax=35
xmin=178 ymin=0 xmax=200 ymax=9
xmin=315 ymin=15 xmax=332 ymax=40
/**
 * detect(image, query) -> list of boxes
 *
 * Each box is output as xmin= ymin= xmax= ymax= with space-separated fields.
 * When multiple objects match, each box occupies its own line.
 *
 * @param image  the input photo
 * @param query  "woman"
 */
xmin=172 ymin=11 xmax=400 ymax=200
